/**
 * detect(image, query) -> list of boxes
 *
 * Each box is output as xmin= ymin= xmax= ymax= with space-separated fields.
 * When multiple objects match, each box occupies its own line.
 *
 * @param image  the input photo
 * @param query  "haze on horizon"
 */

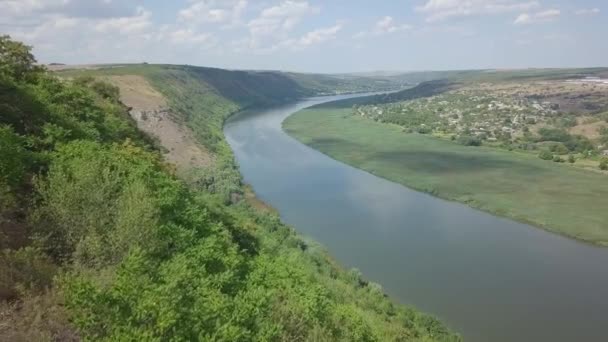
xmin=1 ymin=0 xmax=606 ymax=73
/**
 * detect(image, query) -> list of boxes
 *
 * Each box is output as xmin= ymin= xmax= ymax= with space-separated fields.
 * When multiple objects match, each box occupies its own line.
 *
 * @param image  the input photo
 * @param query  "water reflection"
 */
xmin=224 ymin=95 xmax=608 ymax=342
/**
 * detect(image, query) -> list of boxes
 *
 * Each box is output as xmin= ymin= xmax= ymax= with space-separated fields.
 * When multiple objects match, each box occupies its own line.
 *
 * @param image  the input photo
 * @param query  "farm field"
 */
xmin=284 ymin=106 xmax=608 ymax=245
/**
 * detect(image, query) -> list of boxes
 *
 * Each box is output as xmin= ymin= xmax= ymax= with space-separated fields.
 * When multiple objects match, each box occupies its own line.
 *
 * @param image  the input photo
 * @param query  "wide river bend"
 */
xmin=224 ymin=94 xmax=608 ymax=342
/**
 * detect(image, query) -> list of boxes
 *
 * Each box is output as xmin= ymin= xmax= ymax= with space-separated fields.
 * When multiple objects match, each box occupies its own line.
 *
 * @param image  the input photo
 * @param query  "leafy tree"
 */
xmin=0 ymin=35 xmax=42 ymax=81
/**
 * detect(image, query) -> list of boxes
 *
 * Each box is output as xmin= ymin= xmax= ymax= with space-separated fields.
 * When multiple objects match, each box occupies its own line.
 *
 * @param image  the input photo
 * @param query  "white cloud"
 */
xmin=575 ymin=8 xmax=600 ymax=16
xmin=178 ymin=0 xmax=248 ymax=27
xmin=239 ymin=1 xmax=322 ymax=52
xmin=94 ymin=7 xmax=152 ymax=35
xmin=415 ymin=0 xmax=540 ymax=22
xmin=514 ymin=8 xmax=560 ymax=25
xmin=168 ymin=29 xmax=215 ymax=45
xmin=248 ymin=1 xmax=320 ymax=37
xmin=297 ymin=23 xmax=342 ymax=47
xmin=354 ymin=16 xmax=411 ymax=39
xmin=2 ymin=2 xmax=220 ymax=64
xmin=513 ymin=13 xmax=531 ymax=24
xmin=0 ymin=0 xmax=135 ymax=20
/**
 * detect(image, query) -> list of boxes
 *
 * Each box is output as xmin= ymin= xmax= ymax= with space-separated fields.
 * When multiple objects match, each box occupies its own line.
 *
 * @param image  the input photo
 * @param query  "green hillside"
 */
xmin=1 ymin=36 xmax=458 ymax=341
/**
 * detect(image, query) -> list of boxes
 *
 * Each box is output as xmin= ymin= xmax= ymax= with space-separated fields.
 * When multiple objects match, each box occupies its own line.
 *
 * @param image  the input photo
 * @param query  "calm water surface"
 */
xmin=224 ymin=95 xmax=608 ymax=342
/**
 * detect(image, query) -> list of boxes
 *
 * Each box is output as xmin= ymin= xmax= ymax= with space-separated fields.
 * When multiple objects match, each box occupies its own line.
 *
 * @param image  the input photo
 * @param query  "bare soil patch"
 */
xmin=106 ymin=75 xmax=214 ymax=171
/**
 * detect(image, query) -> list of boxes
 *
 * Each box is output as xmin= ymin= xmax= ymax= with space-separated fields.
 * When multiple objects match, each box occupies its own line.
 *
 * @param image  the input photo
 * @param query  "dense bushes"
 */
xmin=0 ymin=125 xmax=28 ymax=190
xmin=536 ymin=128 xmax=594 ymax=153
xmin=538 ymin=150 xmax=554 ymax=160
xmin=0 ymin=36 xmax=458 ymax=341
xmin=457 ymin=135 xmax=482 ymax=146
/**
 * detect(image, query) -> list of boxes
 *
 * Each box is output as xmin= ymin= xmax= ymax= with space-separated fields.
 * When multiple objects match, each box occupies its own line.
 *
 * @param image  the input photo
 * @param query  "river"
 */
xmin=224 ymin=94 xmax=608 ymax=342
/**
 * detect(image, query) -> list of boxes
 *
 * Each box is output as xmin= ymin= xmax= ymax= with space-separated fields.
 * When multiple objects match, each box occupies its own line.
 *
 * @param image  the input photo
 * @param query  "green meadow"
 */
xmin=284 ymin=107 xmax=608 ymax=245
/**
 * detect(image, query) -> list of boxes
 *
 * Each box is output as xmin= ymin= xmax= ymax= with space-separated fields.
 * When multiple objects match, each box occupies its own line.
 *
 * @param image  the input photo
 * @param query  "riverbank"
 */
xmin=227 ymin=96 xmax=608 ymax=342
xmin=284 ymin=106 xmax=608 ymax=246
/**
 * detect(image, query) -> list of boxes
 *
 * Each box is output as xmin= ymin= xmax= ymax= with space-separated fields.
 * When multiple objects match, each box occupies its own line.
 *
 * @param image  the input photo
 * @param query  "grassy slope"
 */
xmin=284 ymin=106 xmax=608 ymax=245
xmin=49 ymin=64 xmax=459 ymax=340
xmin=59 ymin=64 xmax=404 ymax=152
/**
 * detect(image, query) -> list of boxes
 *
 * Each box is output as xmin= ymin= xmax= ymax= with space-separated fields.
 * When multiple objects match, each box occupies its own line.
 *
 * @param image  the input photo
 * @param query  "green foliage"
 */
xmin=0 ymin=247 xmax=57 ymax=300
xmin=559 ymin=115 xmax=577 ymax=128
xmin=1 ymin=36 xmax=458 ymax=342
xmin=599 ymin=126 xmax=608 ymax=145
xmin=32 ymin=141 xmax=170 ymax=266
xmin=568 ymin=154 xmax=576 ymax=163
xmin=0 ymin=289 xmax=76 ymax=341
xmin=73 ymin=75 xmax=121 ymax=102
xmin=549 ymin=142 xmax=570 ymax=155
xmin=0 ymin=35 xmax=43 ymax=81
xmin=538 ymin=150 xmax=554 ymax=160
xmin=0 ymin=125 xmax=28 ymax=189
xmin=537 ymin=128 xmax=571 ymax=142
xmin=457 ymin=135 xmax=482 ymax=146
xmin=600 ymin=158 xmax=608 ymax=171
xmin=537 ymin=128 xmax=594 ymax=153
xmin=417 ymin=125 xmax=432 ymax=134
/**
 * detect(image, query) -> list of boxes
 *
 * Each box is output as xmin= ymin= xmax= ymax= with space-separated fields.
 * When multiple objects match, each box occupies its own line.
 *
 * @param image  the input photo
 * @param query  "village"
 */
xmin=353 ymin=79 xmax=608 ymax=166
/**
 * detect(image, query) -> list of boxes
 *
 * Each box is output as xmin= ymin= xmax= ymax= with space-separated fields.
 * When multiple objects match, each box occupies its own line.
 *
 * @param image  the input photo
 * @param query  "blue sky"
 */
xmin=1 ymin=0 xmax=606 ymax=73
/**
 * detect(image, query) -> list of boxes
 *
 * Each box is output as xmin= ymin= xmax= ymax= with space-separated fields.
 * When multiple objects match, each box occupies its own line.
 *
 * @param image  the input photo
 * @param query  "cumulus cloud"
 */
xmin=178 ymin=0 xmax=248 ymax=28
xmin=237 ymin=1 xmax=323 ymax=52
xmin=167 ymin=29 xmax=215 ymax=45
xmin=94 ymin=7 xmax=152 ymax=35
xmin=248 ymin=1 xmax=320 ymax=37
xmin=575 ymin=8 xmax=600 ymax=16
xmin=297 ymin=23 xmax=342 ymax=47
xmin=354 ymin=16 xmax=411 ymax=39
xmin=415 ymin=0 xmax=540 ymax=22
xmin=514 ymin=9 xmax=560 ymax=25
xmin=1 ymin=1 xmax=220 ymax=64
xmin=2 ymin=0 xmax=338 ymax=64
xmin=0 ymin=0 xmax=135 ymax=21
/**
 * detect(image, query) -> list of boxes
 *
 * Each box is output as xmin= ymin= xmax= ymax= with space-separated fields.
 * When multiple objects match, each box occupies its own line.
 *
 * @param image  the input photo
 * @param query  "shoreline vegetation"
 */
xmin=284 ymin=73 xmax=608 ymax=247
xmin=1 ymin=36 xmax=459 ymax=341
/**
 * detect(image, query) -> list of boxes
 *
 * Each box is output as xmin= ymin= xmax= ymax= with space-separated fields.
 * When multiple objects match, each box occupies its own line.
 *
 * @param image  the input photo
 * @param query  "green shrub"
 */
xmin=0 ymin=125 xmax=28 ymax=189
xmin=457 ymin=135 xmax=482 ymax=146
xmin=0 ymin=247 xmax=57 ymax=300
xmin=568 ymin=154 xmax=576 ymax=163
xmin=417 ymin=125 xmax=432 ymax=134
xmin=32 ymin=141 xmax=171 ymax=265
xmin=538 ymin=150 xmax=553 ymax=160
xmin=549 ymin=142 xmax=569 ymax=155
xmin=537 ymin=128 xmax=571 ymax=142
xmin=0 ymin=289 xmax=77 ymax=341
xmin=600 ymin=158 xmax=608 ymax=171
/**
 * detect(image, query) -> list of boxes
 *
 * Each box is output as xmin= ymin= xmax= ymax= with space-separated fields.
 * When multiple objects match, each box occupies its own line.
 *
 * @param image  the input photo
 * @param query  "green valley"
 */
xmin=0 ymin=36 xmax=458 ymax=341
xmin=284 ymin=70 xmax=608 ymax=245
